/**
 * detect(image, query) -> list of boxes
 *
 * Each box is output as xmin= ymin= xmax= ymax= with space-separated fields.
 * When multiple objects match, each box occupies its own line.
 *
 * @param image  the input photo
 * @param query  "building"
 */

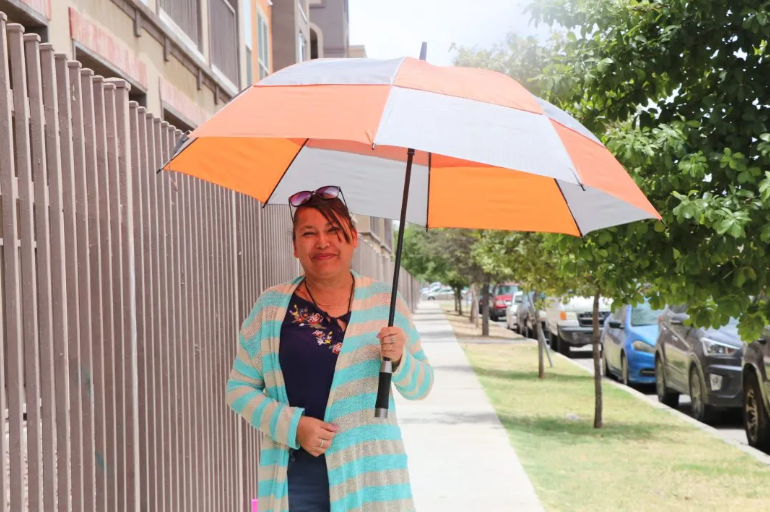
xmin=247 ymin=0 xmax=273 ymax=81
xmin=270 ymin=0 xmax=310 ymax=71
xmin=0 ymin=0 xmax=271 ymax=131
xmin=348 ymin=44 xmax=366 ymax=58
xmin=307 ymin=0 xmax=348 ymax=59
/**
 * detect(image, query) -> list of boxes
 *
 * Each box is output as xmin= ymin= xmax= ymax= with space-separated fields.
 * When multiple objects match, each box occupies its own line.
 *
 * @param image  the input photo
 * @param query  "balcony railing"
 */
xmin=160 ymin=0 xmax=202 ymax=47
xmin=209 ymin=0 xmax=239 ymax=85
xmin=369 ymin=217 xmax=382 ymax=242
xmin=383 ymin=220 xmax=393 ymax=252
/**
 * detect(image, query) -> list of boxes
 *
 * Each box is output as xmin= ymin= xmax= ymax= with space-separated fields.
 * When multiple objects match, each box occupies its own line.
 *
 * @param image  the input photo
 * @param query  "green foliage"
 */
xmin=399 ymin=226 xmax=508 ymax=289
xmin=400 ymin=225 xmax=450 ymax=285
xmin=498 ymin=0 xmax=770 ymax=339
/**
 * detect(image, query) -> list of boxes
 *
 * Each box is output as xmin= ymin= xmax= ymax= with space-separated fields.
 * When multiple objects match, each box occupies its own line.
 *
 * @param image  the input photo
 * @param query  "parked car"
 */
xmin=479 ymin=283 xmax=519 ymax=321
xmin=655 ymin=306 xmax=744 ymax=423
xmin=545 ymin=295 xmax=612 ymax=357
xmin=509 ymin=292 xmax=547 ymax=338
xmin=742 ymin=326 xmax=770 ymax=452
xmin=602 ymin=299 xmax=663 ymax=385
xmin=424 ymin=286 xmax=453 ymax=301
xmin=505 ymin=292 xmax=525 ymax=330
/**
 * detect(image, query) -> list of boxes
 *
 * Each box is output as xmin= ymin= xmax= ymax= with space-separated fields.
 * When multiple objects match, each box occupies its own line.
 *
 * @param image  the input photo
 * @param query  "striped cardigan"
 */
xmin=226 ymin=272 xmax=434 ymax=512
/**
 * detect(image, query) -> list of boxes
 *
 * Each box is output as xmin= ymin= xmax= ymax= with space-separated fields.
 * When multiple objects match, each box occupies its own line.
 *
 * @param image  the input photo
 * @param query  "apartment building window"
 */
xmin=159 ymin=0 xmax=202 ymax=49
xmin=298 ymin=31 xmax=307 ymax=63
xmin=257 ymin=6 xmax=270 ymax=79
xmin=209 ymin=0 xmax=239 ymax=87
xmin=243 ymin=0 xmax=253 ymax=85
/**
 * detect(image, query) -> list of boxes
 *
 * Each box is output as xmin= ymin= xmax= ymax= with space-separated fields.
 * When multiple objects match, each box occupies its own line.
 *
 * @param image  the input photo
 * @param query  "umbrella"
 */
xmin=160 ymin=44 xmax=660 ymax=418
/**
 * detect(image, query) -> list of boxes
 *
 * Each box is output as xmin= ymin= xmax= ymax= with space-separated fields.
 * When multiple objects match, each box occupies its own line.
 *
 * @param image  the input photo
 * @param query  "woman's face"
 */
xmin=293 ymin=207 xmax=358 ymax=279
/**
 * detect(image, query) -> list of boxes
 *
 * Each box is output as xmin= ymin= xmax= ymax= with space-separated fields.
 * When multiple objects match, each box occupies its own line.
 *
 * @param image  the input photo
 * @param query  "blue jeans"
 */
xmin=287 ymin=449 xmax=330 ymax=512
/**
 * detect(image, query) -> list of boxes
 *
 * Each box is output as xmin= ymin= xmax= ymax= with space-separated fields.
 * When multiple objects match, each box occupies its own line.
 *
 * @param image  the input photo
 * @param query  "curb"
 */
xmin=556 ymin=352 xmax=770 ymax=467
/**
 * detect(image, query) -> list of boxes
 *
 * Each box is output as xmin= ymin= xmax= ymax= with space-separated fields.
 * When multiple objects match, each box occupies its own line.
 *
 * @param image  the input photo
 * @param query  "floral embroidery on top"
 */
xmin=289 ymin=303 xmax=344 ymax=354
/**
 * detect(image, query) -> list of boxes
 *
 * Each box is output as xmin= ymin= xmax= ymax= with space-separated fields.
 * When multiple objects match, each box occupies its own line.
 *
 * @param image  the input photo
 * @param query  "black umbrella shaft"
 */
xmin=389 ymin=148 xmax=415 ymax=327
xmin=375 ymin=147 xmax=415 ymax=418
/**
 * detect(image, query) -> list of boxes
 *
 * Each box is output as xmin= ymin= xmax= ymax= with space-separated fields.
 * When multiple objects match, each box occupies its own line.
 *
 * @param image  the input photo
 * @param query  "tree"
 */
xmin=550 ymin=233 xmax=636 ymax=429
xmin=435 ymin=229 xmax=500 ymax=335
xmin=399 ymin=226 xmax=506 ymax=332
xmin=453 ymin=24 xmax=653 ymax=428
xmin=460 ymin=0 xmax=770 ymax=424
xmin=400 ymin=225 xmax=450 ymax=286
xmin=474 ymin=232 xmax=564 ymax=378
xmin=526 ymin=0 xmax=770 ymax=339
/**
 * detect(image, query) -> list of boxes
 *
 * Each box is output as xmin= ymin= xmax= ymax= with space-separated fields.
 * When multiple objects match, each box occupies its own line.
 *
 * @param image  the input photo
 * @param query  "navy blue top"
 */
xmin=279 ymin=293 xmax=351 ymax=423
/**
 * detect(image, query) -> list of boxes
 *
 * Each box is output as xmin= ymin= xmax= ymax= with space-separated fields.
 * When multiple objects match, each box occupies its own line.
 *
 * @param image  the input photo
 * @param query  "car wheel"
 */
xmin=558 ymin=336 xmax=571 ymax=357
xmin=621 ymin=353 xmax=630 ymax=386
xmin=744 ymin=372 xmax=770 ymax=452
xmin=549 ymin=332 xmax=558 ymax=350
xmin=689 ymin=365 xmax=715 ymax=424
xmin=655 ymin=356 xmax=679 ymax=408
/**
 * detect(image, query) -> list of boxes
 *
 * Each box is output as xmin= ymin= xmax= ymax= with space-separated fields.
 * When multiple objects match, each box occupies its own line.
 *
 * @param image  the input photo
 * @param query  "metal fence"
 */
xmin=0 ymin=15 xmax=421 ymax=512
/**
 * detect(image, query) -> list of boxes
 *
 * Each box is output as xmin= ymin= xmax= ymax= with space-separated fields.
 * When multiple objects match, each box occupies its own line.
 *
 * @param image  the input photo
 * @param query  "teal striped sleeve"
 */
xmin=391 ymin=295 xmax=434 ymax=400
xmin=225 ymin=331 xmax=304 ymax=449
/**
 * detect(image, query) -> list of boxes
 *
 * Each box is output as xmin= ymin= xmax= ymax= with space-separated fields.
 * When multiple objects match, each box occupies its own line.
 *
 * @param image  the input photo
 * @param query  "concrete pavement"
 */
xmin=395 ymin=302 xmax=545 ymax=512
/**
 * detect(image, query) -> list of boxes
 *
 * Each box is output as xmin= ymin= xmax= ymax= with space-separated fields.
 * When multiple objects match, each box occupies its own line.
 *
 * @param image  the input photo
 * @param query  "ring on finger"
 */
xmin=319 ymin=439 xmax=325 ymax=449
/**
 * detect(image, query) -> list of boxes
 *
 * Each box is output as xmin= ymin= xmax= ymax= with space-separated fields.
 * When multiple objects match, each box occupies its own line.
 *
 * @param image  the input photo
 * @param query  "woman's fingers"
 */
xmin=377 ymin=326 xmax=401 ymax=339
xmin=318 ymin=421 xmax=339 ymax=434
xmin=378 ymin=326 xmax=405 ymax=363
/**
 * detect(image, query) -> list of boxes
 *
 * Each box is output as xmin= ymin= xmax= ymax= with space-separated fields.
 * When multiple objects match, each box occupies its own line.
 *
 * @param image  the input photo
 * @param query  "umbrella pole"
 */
xmin=374 ymin=147 xmax=416 ymax=419
xmin=375 ymin=41 xmax=427 ymax=419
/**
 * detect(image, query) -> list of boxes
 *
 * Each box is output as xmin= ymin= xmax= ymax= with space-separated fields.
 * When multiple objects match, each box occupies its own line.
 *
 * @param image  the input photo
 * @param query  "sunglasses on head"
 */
xmin=288 ymin=186 xmax=348 ymax=221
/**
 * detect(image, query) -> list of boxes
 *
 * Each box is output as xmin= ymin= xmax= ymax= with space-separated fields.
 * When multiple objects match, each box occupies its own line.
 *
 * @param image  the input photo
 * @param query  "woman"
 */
xmin=226 ymin=186 xmax=434 ymax=512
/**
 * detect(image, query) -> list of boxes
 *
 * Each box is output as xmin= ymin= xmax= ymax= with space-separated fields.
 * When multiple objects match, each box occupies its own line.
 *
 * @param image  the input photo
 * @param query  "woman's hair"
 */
xmin=292 ymin=196 xmax=356 ymax=243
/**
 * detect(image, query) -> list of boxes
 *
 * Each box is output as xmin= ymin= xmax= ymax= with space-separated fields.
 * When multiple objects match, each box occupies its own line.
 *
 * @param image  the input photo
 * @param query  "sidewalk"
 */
xmin=395 ymin=302 xmax=545 ymax=512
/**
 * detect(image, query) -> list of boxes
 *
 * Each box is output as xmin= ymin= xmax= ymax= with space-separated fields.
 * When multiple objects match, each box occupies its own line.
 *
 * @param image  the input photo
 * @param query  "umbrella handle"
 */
xmin=374 ymin=148 xmax=416 ymax=418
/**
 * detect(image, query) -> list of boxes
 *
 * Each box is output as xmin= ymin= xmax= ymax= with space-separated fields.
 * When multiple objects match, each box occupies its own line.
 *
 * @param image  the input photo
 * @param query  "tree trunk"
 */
xmin=482 ymin=280 xmax=490 ymax=337
xmin=592 ymin=289 xmax=603 ymax=429
xmin=532 ymin=290 xmax=545 ymax=379
xmin=457 ymin=288 xmax=463 ymax=317
xmin=470 ymin=285 xmax=478 ymax=325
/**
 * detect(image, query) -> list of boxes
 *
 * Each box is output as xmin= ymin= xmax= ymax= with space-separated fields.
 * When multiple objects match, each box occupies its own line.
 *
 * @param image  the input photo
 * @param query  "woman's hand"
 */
xmin=377 ymin=326 xmax=406 ymax=366
xmin=296 ymin=417 xmax=338 ymax=457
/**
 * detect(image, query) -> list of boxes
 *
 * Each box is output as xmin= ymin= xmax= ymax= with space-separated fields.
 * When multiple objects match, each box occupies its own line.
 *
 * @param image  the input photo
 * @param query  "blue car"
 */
xmin=602 ymin=300 xmax=664 ymax=385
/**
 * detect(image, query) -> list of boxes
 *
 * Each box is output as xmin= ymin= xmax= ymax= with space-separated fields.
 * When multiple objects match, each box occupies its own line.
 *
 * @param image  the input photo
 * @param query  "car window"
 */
xmin=669 ymin=304 xmax=688 ymax=315
xmin=630 ymin=301 xmax=664 ymax=326
xmin=495 ymin=285 xmax=516 ymax=295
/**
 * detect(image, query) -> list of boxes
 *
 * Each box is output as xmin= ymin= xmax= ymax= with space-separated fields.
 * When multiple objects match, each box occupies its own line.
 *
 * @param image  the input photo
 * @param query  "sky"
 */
xmin=349 ymin=0 xmax=552 ymax=66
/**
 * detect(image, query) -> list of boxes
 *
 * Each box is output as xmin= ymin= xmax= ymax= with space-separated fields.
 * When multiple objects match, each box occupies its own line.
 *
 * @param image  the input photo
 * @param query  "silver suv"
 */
xmin=743 ymin=327 xmax=770 ymax=453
